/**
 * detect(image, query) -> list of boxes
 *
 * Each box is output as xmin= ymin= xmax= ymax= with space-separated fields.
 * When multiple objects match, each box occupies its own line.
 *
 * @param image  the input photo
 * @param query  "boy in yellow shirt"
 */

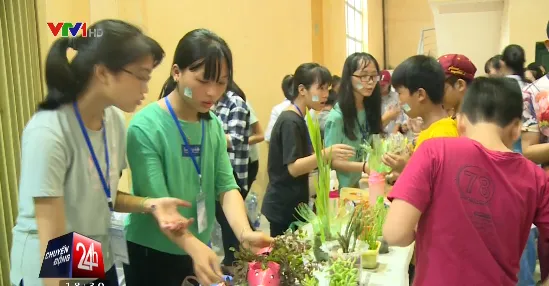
xmin=383 ymin=55 xmax=459 ymax=172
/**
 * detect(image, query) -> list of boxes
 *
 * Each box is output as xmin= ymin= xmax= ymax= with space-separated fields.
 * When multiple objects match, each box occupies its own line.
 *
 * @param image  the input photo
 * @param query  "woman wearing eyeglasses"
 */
xmin=324 ymin=53 xmax=384 ymax=188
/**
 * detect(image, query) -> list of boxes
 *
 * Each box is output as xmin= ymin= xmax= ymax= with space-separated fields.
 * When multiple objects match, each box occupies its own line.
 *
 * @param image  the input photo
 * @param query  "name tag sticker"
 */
xmin=182 ymin=144 xmax=201 ymax=157
xmin=196 ymin=192 xmax=207 ymax=234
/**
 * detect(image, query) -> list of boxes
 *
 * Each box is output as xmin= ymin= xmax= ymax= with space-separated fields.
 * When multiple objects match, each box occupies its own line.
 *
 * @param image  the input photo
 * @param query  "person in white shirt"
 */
xmin=246 ymin=100 xmax=264 ymax=190
xmin=265 ymin=75 xmax=293 ymax=142
xmin=379 ymin=70 xmax=406 ymax=134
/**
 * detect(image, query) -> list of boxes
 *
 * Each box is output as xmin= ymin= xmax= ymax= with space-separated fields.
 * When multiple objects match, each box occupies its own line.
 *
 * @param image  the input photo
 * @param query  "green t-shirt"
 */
xmin=324 ymin=103 xmax=367 ymax=188
xmin=125 ymin=102 xmax=239 ymax=255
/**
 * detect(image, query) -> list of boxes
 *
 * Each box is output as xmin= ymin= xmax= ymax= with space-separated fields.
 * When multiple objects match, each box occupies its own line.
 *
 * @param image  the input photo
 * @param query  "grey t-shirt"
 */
xmin=10 ymin=104 xmax=127 ymax=286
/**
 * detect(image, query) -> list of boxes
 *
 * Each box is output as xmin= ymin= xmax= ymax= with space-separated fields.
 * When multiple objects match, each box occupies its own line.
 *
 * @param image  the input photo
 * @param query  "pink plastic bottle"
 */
xmin=368 ymin=171 xmax=385 ymax=204
xmin=329 ymin=190 xmax=340 ymax=215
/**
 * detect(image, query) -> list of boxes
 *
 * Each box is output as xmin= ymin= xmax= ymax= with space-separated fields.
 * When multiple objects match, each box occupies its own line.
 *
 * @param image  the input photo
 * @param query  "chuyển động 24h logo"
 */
xmin=39 ymin=232 xmax=106 ymax=279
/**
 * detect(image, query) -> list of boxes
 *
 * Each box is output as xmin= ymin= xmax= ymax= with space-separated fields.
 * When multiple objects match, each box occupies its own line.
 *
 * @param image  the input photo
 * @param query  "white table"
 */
xmin=300 ymin=224 xmax=414 ymax=286
xmin=360 ymin=243 xmax=415 ymax=286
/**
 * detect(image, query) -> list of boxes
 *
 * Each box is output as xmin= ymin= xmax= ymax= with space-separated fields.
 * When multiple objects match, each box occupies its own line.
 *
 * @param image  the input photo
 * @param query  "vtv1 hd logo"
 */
xmin=39 ymin=232 xmax=105 ymax=279
xmin=47 ymin=22 xmax=103 ymax=37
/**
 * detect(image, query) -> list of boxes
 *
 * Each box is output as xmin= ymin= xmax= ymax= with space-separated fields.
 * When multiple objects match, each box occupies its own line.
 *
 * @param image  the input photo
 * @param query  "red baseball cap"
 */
xmin=380 ymin=70 xmax=391 ymax=86
xmin=438 ymin=54 xmax=477 ymax=81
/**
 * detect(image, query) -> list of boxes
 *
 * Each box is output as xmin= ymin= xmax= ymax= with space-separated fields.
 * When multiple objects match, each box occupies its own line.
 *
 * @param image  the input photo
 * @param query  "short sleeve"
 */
xmin=534 ymin=175 xmax=549 ymax=237
xmin=111 ymin=107 xmax=128 ymax=172
xmin=280 ymin=120 xmax=306 ymax=165
xmin=126 ymin=125 xmax=170 ymax=198
xmin=18 ymin=127 xmax=68 ymax=197
xmin=388 ymin=140 xmax=435 ymax=213
xmin=214 ymin=121 xmax=240 ymax=196
xmin=226 ymin=105 xmax=249 ymax=148
xmin=248 ymin=102 xmax=259 ymax=125
xmin=522 ymin=89 xmax=540 ymax=132
xmin=324 ymin=115 xmax=344 ymax=148
xmin=265 ymin=107 xmax=280 ymax=142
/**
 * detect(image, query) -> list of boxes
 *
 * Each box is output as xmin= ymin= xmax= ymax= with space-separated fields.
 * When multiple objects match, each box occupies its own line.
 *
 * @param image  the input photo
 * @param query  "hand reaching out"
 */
xmin=384 ymin=105 xmax=401 ymax=121
xmin=147 ymin=197 xmax=194 ymax=233
xmin=323 ymin=144 xmax=355 ymax=161
xmin=381 ymin=152 xmax=410 ymax=173
xmin=186 ymin=237 xmax=224 ymax=285
xmin=241 ymin=231 xmax=274 ymax=253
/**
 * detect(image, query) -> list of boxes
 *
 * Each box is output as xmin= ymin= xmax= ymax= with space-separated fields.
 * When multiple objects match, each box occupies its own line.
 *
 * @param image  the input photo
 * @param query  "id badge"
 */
xmin=109 ymin=213 xmax=129 ymax=264
xmin=196 ymin=191 xmax=208 ymax=234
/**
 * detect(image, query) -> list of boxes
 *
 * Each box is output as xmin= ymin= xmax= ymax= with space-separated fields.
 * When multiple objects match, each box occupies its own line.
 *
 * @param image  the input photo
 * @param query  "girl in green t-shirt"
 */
xmin=324 ymin=53 xmax=384 ymax=188
xmin=123 ymin=29 xmax=272 ymax=286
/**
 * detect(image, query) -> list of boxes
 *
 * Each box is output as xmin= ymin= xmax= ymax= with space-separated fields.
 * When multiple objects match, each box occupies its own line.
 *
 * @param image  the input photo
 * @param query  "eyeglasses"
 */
xmin=122 ymin=68 xmax=151 ymax=83
xmin=352 ymin=74 xmax=381 ymax=83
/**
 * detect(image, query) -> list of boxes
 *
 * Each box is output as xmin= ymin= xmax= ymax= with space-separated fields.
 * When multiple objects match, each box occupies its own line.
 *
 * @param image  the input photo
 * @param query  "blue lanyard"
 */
xmin=165 ymin=97 xmax=205 ymax=185
xmin=293 ymin=104 xmax=312 ymax=150
xmin=357 ymin=118 xmax=369 ymax=141
xmin=73 ymin=102 xmax=112 ymax=211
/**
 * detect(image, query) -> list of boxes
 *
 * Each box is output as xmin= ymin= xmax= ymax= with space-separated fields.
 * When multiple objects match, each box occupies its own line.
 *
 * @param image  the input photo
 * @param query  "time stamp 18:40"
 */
xmin=59 ymin=280 xmax=110 ymax=286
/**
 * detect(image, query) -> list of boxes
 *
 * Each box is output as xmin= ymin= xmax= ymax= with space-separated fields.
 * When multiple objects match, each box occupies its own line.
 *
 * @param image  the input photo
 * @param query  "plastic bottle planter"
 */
xmin=181 ymin=275 xmax=232 ymax=286
xmin=340 ymin=251 xmax=361 ymax=269
xmin=377 ymin=236 xmax=389 ymax=254
xmin=247 ymin=247 xmax=281 ymax=286
xmin=361 ymin=241 xmax=381 ymax=269
xmin=247 ymin=261 xmax=280 ymax=286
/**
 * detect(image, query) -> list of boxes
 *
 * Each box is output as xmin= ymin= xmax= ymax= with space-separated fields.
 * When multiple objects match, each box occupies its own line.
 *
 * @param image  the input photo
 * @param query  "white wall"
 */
xmin=430 ymin=0 xmax=504 ymax=74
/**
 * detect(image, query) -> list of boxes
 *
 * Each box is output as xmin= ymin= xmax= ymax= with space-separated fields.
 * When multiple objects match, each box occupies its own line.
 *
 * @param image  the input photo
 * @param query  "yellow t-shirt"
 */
xmin=414 ymin=117 xmax=459 ymax=151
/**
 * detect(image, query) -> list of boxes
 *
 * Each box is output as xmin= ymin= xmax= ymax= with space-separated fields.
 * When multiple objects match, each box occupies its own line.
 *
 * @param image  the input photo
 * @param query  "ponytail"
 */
xmin=159 ymin=76 xmax=177 ymax=99
xmin=38 ymin=37 xmax=79 ymax=110
xmin=502 ymin=44 xmax=529 ymax=83
xmin=281 ymin=74 xmax=294 ymax=101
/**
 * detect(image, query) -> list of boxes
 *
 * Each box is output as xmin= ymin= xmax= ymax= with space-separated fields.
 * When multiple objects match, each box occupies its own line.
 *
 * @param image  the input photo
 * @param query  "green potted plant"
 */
xmin=361 ymin=197 xmax=386 ymax=269
xmin=233 ymin=230 xmax=318 ymax=285
xmin=292 ymin=110 xmax=332 ymax=243
xmin=327 ymin=257 xmax=360 ymax=285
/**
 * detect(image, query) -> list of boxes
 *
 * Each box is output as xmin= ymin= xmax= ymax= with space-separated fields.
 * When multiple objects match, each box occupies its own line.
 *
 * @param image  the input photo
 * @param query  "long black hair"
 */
xmin=38 ymin=19 xmax=164 ymax=110
xmin=502 ymin=44 xmax=529 ymax=83
xmin=337 ymin=53 xmax=382 ymax=140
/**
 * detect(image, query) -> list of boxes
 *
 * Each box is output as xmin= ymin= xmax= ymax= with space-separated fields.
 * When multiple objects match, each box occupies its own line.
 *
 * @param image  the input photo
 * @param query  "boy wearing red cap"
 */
xmin=438 ymin=54 xmax=477 ymax=118
xmin=380 ymin=70 xmax=407 ymax=134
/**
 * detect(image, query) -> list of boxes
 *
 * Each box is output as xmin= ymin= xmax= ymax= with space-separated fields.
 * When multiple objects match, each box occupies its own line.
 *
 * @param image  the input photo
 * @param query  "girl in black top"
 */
xmin=261 ymin=63 xmax=355 ymax=236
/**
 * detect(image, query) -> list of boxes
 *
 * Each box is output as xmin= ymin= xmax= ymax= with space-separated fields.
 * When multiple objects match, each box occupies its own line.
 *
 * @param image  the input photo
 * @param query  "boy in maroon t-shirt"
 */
xmin=383 ymin=77 xmax=549 ymax=285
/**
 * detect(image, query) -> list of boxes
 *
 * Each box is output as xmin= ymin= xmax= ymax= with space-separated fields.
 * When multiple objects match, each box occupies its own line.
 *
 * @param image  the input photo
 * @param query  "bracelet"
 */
xmin=141 ymin=197 xmax=151 ymax=213
xmin=362 ymin=161 xmax=367 ymax=173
